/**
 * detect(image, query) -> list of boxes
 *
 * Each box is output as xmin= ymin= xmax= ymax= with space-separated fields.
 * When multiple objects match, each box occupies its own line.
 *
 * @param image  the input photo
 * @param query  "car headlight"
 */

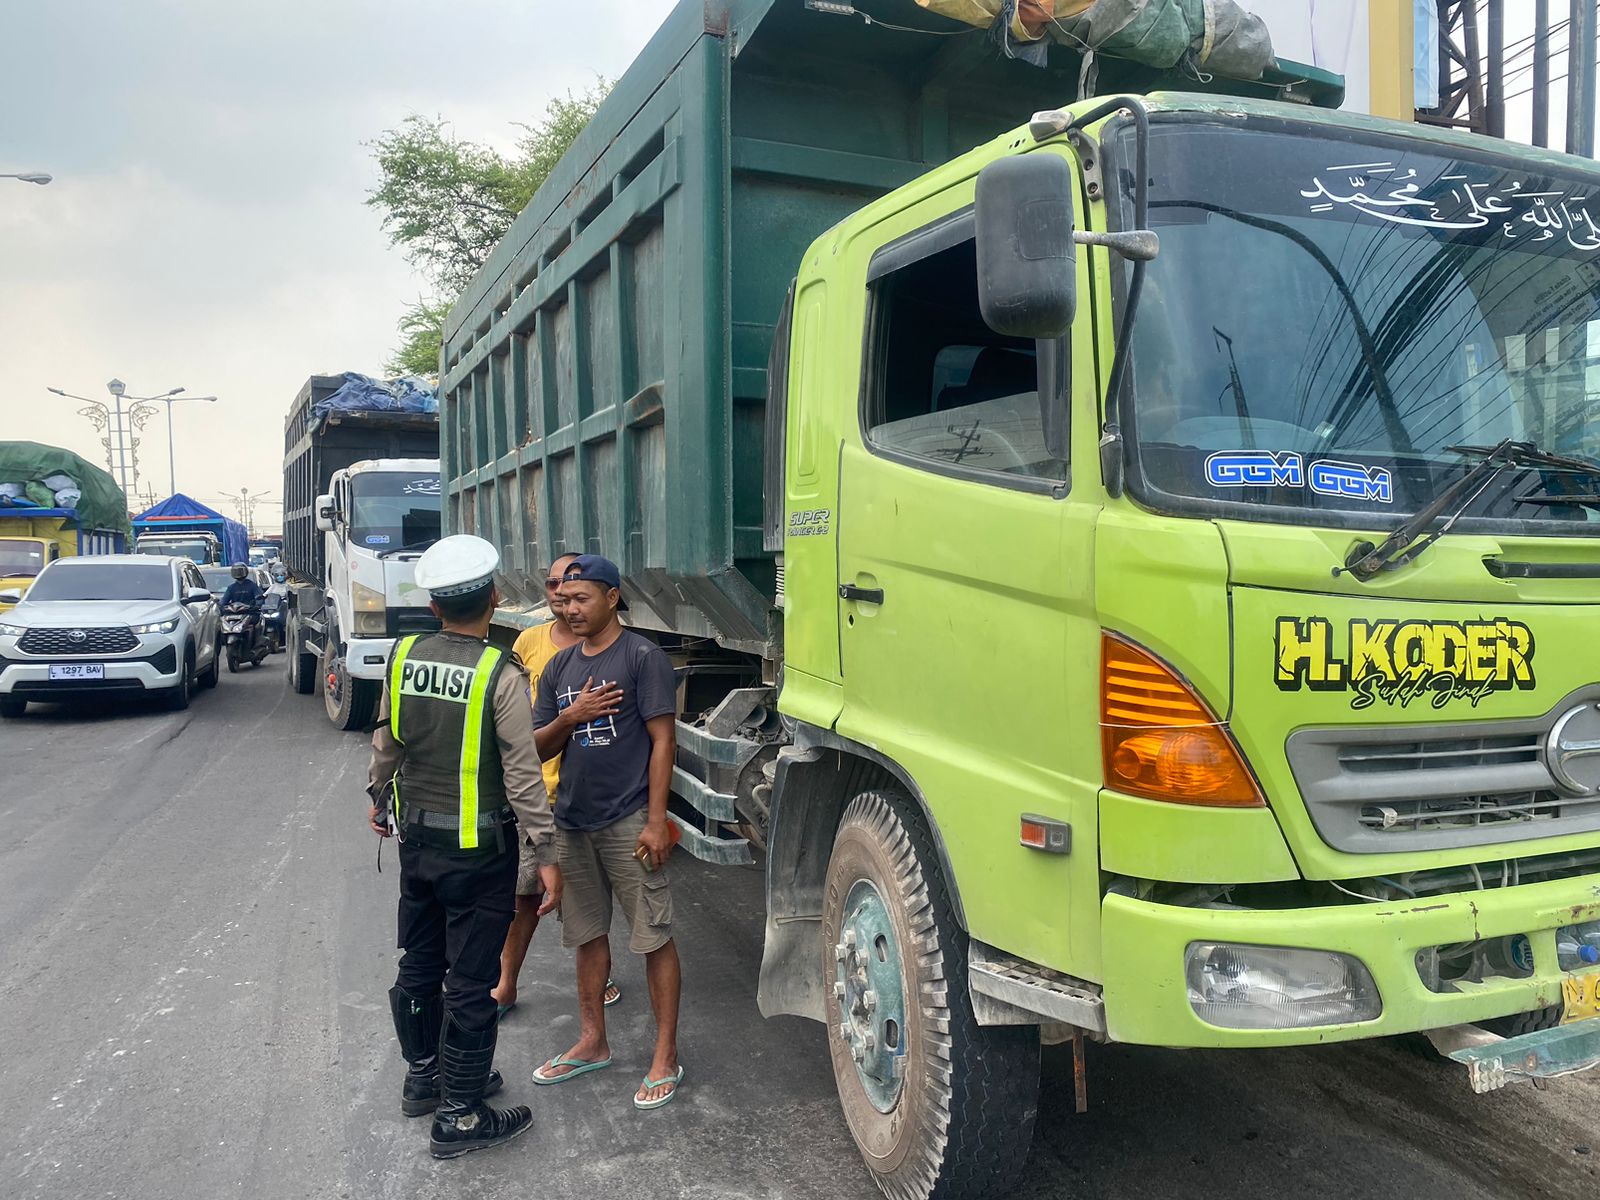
xmin=130 ymin=617 xmax=182 ymax=635
xmin=0 ymin=622 xmax=24 ymax=637
xmin=1185 ymin=942 xmax=1382 ymax=1030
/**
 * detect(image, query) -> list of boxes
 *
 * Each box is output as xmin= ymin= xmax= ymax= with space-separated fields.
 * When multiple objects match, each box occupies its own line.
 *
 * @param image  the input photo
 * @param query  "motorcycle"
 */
xmin=262 ymin=591 xmax=286 ymax=654
xmin=222 ymin=601 xmax=270 ymax=672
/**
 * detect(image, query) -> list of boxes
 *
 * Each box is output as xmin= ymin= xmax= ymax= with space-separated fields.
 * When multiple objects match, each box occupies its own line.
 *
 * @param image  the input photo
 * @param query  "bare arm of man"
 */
xmin=636 ymin=714 xmax=677 ymax=868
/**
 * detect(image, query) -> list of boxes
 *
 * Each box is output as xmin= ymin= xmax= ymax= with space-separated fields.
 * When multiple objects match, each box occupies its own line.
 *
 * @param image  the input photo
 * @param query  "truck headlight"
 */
xmin=130 ymin=617 xmax=181 ymax=635
xmin=1185 ymin=942 xmax=1381 ymax=1030
xmin=352 ymin=580 xmax=387 ymax=636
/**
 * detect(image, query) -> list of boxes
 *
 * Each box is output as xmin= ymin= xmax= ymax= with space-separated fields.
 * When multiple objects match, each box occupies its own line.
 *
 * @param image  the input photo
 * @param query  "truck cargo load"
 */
xmin=0 ymin=441 xmax=131 ymax=610
xmin=132 ymin=493 xmax=250 ymax=565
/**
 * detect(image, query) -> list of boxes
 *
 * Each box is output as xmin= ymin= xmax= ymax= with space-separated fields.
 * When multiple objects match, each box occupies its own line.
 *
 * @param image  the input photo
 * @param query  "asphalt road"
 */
xmin=1 ymin=662 xmax=1597 ymax=1200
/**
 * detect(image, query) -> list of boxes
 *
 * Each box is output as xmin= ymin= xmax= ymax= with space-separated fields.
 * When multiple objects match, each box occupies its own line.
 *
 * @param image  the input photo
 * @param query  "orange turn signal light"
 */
xmin=1101 ymin=632 xmax=1263 ymax=807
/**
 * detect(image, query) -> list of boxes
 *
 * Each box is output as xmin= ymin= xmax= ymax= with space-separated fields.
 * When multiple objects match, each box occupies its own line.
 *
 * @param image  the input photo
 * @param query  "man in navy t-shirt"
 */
xmin=529 ymin=554 xmax=684 ymax=1109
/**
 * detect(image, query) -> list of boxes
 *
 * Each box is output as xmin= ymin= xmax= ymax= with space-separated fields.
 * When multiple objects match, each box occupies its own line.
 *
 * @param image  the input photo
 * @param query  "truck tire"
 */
xmin=0 ymin=696 xmax=25 ymax=719
xmin=822 ymin=790 xmax=1039 ymax=1200
xmin=1484 ymin=1005 xmax=1564 ymax=1037
xmin=287 ymin=615 xmax=315 ymax=695
xmin=323 ymin=645 xmax=376 ymax=731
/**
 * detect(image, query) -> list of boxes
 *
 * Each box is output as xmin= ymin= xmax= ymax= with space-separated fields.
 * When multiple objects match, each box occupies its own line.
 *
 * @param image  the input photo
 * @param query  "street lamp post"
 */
xmin=223 ymin=488 xmax=274 ymax=540
xmin=1 ymin=173 xmax=51 ymax=185
xmin=142 ymin=389 xmax=219 ymax=496
xmin=48 ymin=380 xmax=212 ymax=502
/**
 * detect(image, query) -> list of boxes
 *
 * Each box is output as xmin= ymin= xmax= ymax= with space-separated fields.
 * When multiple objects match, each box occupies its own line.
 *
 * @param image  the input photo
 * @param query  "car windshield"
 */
xmin=201 ymin=567 xmax=236 ymax=594
xmin=27 ymin=563 xmax=174 ymax=602
xmin=1117 ymin=117 xmax=1600 ymax=533
xmin=0 ymin=541 xmax=47 ymax=577
xmin=350 ymin=471 xmax=441 ymax=549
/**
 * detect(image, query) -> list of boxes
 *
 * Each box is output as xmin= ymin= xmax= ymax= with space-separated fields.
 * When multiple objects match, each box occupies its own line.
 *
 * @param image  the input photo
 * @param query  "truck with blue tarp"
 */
xmin=132 ymin=494 xmax=250 ymax=566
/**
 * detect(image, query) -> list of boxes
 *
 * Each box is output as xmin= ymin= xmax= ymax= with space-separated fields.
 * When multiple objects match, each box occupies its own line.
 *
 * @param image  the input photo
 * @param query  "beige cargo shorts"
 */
xmin=555 ymin=807 xmax=673 ymax=954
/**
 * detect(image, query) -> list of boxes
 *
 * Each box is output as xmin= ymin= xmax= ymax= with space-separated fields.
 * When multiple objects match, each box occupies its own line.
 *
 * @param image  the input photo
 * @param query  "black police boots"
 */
xmin=429 ymin=1012 xmax=532 ymax=1159
xmin=389 ymin=986 xmax=502 ymax=1118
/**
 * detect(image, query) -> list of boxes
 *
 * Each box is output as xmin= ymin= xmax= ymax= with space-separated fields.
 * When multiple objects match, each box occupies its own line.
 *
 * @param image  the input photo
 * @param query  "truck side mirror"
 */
xmin=0 ymin=589 xmax=21 ymax=605
xmin=315 ymin=493 xmax=336 ymax=532
xmin=975 ymin=154 xmax=1075 ymax=340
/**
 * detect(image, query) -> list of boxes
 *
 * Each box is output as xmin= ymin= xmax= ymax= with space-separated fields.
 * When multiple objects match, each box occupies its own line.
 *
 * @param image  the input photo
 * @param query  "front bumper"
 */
xmin=0 ymin=638 xmax=183 ymax=698
xmin=1101 ymin=872 xmax=1600 ymax=1047
xmin=344 ymin=636 xmax=396 ymax=680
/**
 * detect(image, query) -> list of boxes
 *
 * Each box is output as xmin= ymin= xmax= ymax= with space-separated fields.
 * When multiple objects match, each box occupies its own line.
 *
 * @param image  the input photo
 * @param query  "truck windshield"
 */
xmin=350 ymin=472 xmax=441 ymax=549
xmin=28 ymin=563 xmax=174 ymax=602
xmin=138 ymin=538 xmax=211 ymax=563
xmin=0 ymin=541 xmax=47 ymax=577
xmin=1118 ymin=116 xmax=1600 ymax=533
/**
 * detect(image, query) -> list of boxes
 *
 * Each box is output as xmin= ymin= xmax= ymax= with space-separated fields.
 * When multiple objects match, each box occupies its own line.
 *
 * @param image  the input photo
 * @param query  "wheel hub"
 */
xmin=833 ymin=879 xmax=907 ymax=1113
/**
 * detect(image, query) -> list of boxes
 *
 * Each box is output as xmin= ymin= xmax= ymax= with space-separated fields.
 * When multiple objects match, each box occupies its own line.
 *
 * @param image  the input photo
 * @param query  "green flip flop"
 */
xmin=532 ymin=1054 xmax=614 ymax=1086
xmin=633 ymin=1064 xmax=684 ymax=1110
xmin=604 ymin=978 xmax=622 ymax=1007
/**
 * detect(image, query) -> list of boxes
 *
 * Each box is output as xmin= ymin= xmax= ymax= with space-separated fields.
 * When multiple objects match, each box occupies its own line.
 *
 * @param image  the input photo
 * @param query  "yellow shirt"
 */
xmin=512 ymin=621 xmax=568 ymax=802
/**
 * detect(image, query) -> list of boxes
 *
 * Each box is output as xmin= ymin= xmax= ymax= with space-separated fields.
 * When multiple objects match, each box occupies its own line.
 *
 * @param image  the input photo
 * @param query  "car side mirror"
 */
xmin=0 ymin=589 xmax=21 ymax=604
xmin=975 ymin=153 xmax=1076 ymax=339
xmin=184 ymin=587 xmax=211 ymax=604
xmin=316 ymin=493 xmax=336 ymax=532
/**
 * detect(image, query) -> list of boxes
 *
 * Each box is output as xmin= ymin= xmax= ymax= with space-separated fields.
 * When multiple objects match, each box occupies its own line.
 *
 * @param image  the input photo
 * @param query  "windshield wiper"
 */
xmin=1337 ymin=439 xmax=1600 ymax=580
xmin=376 ymin=538 xmax=438 ymax=560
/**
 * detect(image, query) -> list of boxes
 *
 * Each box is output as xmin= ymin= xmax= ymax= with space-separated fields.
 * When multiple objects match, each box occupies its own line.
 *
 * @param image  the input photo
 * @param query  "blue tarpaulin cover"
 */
xmin=133 ymin=493 xmax=250 ymax=564
xmin=311 ymin=372 xmax=438 ymax=419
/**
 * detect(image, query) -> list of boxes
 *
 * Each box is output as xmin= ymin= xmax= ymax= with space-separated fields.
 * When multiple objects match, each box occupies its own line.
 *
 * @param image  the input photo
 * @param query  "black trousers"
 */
xmin=395 ymin=834 xmax=517 ymax=1031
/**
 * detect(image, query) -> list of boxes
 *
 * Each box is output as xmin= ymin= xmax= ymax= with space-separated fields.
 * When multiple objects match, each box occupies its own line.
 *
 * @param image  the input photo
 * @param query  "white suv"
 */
xmin=0 ymin=555 xmax=222 ymax=717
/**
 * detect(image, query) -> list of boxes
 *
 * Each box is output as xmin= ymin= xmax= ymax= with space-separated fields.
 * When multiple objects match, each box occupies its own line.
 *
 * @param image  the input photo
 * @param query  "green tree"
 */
xmin=368 ymin=81 xmax=610 ymax=376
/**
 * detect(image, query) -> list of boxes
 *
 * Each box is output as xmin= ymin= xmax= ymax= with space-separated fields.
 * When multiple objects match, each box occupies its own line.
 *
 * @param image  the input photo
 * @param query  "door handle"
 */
xmin=839 ymin=583 xmax=885 ymax=605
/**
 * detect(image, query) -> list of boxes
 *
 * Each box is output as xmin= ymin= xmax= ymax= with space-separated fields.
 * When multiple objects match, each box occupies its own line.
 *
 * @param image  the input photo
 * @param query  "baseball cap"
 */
xmin=562 ymin=553 xmax=628 ymax=610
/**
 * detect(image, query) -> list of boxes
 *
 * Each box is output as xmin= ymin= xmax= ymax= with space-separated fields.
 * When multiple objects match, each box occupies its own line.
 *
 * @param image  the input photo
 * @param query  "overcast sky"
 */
xmin=1 ymin=1 xmax=1592 ymax=533
xmin=1 ymin=0 xmax=676 ymax=529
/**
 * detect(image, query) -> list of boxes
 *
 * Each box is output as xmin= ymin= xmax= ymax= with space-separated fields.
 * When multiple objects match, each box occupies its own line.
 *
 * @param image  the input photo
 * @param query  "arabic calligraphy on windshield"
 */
xmin=1301 ymin=161 xmax=1600 ymax=252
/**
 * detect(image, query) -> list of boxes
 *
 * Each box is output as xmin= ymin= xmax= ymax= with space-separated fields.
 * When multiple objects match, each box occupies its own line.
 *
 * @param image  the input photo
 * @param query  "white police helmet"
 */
xmin=414 ymin=535 xmax=499 ymax=598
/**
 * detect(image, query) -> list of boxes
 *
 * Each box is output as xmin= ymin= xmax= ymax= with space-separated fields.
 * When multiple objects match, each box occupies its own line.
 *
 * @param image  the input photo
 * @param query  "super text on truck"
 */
xmin=442 ymin=4 xmax=1600 ymax=1197
xmin=280 ymin=374 xmax=443 ymax=729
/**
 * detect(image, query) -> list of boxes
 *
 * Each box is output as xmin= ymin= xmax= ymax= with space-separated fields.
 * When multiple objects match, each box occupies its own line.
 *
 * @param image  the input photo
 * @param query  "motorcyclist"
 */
xmin=221 ymin=563 xmax=265 ymax=610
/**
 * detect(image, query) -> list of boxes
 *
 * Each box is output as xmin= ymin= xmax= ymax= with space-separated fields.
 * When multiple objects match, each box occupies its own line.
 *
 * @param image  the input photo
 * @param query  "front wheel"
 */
xmin=163 ymin=650 xmax=194 ymax=711
xmin=823 ymin=791 xmax=1039 ymax=1200
xmin=199 ymin=634 xmax=221 ymax=689
xmin=322 ymin=644 xmax=376 ymax=731
xmin=227 ymin=641 xmax=241 ymax=673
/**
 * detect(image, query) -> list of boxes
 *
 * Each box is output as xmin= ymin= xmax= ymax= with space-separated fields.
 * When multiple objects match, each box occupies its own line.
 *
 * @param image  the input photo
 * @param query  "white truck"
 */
xmin=280 ymin=376 xmax=441 ymax=729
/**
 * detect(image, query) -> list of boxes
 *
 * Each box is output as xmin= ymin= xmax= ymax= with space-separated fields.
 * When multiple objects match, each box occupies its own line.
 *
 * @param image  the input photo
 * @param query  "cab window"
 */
xmin=862 ymin=231 xmax=1068 ymax=488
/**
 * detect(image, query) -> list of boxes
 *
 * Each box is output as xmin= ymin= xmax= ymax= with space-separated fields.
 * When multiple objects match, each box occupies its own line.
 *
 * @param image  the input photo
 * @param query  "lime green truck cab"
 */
xmin=442 ymin=4 xmax=1600 ymax=1196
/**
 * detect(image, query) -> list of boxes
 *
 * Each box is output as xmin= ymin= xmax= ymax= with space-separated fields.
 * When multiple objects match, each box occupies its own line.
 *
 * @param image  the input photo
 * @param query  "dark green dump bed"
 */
xmin=440 ymin=0 xmax=1332 ymax=653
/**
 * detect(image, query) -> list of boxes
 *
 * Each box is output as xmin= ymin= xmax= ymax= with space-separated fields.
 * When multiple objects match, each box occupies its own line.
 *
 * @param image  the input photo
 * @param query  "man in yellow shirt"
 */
xmin=492 ymin=553 xmax=619 ymax=1014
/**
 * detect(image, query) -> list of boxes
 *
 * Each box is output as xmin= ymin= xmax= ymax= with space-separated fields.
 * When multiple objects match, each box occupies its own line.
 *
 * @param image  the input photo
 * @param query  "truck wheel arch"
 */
xmin=758 ymin=724 xmax=966 ymax=1023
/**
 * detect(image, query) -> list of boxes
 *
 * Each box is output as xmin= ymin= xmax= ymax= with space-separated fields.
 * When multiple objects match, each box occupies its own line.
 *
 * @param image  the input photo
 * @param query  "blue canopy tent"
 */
xmin=132 ymin=493 xmax=250 ymax=564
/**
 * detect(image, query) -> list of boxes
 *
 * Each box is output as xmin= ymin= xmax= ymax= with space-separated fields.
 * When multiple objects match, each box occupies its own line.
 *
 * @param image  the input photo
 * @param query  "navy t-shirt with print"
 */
xmin=532 ymin=629 xmax=677 ymax=832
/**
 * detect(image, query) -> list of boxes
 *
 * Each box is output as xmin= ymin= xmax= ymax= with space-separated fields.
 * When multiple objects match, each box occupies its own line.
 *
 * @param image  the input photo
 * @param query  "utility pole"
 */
xmin=48 ymin=380 xmax=160 ymax=502
xmin=1570 ymin=0 xmax=1598 ymax=158
xmin=1534 ymin=0 xmax=1552 ymax=148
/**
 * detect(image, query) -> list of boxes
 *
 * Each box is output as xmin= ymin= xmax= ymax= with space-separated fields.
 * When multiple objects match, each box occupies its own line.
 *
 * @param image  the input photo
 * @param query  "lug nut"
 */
xmin=864 ymin=990 xmax=878 ymax=1012
xmin=833 ymin=981 xmax=846 ymax=998
xmin=864 ymin=1032 xmax=878 ymax=1054
xmin=834 ymin=942 xmax=849 ymax=961
xmin=843 ymin=929 xmax=858 ymax=950
xmin=852 ymin=1044 xmax=865 ymax=1064
xmin=838 ymin=1022 xmax=851 ymax=1042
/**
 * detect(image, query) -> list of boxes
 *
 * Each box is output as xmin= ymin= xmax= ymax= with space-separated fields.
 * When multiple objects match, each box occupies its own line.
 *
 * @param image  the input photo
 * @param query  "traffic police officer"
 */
xmin=367 ymin=534 xmax=563 ymax=1159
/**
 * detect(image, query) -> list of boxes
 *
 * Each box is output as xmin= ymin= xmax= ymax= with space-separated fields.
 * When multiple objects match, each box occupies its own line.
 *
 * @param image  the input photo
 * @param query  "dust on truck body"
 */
xmin=441 ymin=2 xmax=1600 ymax=1195
xmin=281 ymin=375 xmax=443 ymax=729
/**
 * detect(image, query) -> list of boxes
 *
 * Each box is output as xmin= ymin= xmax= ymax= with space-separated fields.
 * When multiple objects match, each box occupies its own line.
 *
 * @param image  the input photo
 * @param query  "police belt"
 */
xmin=400 ymin=804 xmax=516 ymax=852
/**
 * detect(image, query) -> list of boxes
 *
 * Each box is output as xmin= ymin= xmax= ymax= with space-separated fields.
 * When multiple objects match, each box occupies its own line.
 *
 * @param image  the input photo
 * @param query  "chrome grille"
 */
xmin=18 ymin=626 xmax=138 ymax=656
xmin=1286 ymin=691 xmax=1600 ymax=853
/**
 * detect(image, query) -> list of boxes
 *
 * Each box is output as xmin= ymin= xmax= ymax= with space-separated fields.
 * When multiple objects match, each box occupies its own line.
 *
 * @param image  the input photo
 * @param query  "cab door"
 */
xmin=833 ymin=155 xmax=1103 ymax=977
